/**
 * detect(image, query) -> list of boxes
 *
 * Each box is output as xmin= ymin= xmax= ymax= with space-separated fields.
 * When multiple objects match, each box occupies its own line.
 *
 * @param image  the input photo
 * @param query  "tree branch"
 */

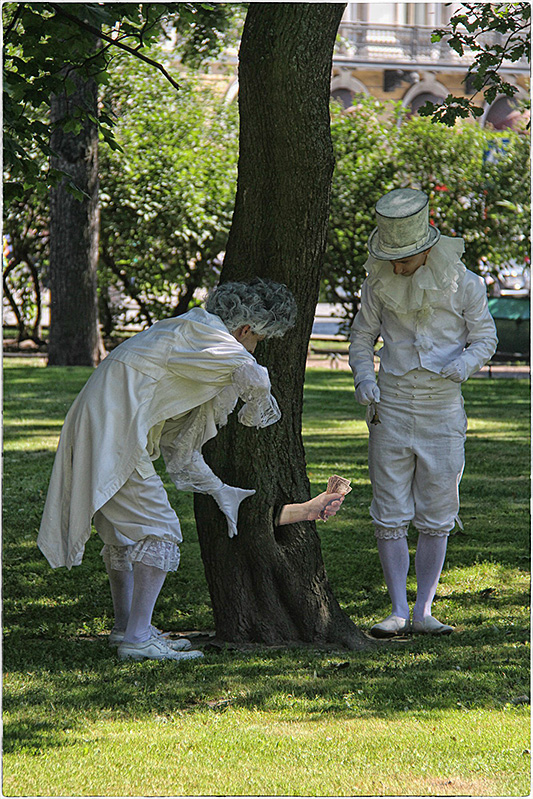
xmin=4 ymin=3 xmax=25 ymax=41
xmin=100 ymin=247 xmax=154 ymax=327
xmin=48 ymin=3 xmax=180 ymax=92
xmin=3 ymin=259 xmax=28 ymax=341
xmin=25 ymin=253 xmax=44 ymax=342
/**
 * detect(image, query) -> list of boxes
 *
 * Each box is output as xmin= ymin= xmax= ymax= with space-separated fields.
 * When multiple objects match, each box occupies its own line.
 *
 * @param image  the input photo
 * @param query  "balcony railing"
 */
xmin=335 ymin=22 xmax=530 ymax=72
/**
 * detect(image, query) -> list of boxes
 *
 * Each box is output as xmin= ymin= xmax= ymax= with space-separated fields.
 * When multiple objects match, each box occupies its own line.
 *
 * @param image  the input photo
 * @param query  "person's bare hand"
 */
xmin=306 ymin=491 xmax=344 ymax=521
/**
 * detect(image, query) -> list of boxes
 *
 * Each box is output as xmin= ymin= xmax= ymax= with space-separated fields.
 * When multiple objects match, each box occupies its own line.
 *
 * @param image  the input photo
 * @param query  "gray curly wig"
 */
xmin=205 ymin=278 xmax=297 ymax=338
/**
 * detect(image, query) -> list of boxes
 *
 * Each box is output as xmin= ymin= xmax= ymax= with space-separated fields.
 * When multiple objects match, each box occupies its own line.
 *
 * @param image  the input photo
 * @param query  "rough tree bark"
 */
xmin=48 ymin=68 xmax=104 ymax=366
xmin=194 ymin=4 xmax=367 ymax=651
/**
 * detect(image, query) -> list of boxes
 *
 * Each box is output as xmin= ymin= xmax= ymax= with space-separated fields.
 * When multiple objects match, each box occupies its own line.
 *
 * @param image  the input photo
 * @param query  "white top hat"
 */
xmin=368 ymin=188 xmax=441 ymax=260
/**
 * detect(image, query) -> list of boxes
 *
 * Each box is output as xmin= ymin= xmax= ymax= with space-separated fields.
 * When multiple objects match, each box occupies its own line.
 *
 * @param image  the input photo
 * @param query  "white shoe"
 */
xmin=412 ymin=616 xmax=454 ymax=635
xmin=370 ymin=614 xmax=411 ymax=639
xmin=117 ymin=636 xmax=204 ymax=662
xmin=109 ymin=625 xmax=192 ymax=650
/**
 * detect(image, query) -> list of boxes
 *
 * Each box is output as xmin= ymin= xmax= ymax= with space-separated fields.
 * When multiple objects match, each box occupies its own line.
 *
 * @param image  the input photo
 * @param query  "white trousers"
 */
xmin=93 ymin=467 xmax=182 ymax=572
xmin=368 ymin=369 xmax=467 ymax=537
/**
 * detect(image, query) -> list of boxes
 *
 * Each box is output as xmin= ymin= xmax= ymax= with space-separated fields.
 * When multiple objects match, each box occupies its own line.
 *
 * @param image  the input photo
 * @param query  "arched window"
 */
xmin=409 ymin=91 xmax=445 ymax=115
xmin=330 ymin=73 xmax=369 ymax=108
xmin=484 ymin=96 xmax=526 ymax=131
xmin=401 ymin=78 xmax=448 ymax=120
xmin=331 ymin=88 xmax=355 ymax=109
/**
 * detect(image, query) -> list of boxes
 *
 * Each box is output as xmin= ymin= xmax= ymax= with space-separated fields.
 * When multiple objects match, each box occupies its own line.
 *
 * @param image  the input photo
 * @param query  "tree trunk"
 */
xmin=48 ymin=68 xmax=104 ymax=366
xmin=194 ymin=3 xmax=367 ymax=650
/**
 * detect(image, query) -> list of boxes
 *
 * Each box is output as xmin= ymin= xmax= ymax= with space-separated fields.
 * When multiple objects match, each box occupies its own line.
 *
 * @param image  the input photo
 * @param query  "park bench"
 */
xmin=486 ymin=297 xmax=530 ymax=378
xmin=308 ymin=334 xmax=349 ymax=368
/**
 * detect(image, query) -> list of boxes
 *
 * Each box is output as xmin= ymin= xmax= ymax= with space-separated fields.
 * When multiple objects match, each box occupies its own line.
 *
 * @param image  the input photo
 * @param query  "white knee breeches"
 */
xmin=94 ymin=466 xmax=182 ymax=572
xmin=368 ymin=369 xmax=467 ymax=537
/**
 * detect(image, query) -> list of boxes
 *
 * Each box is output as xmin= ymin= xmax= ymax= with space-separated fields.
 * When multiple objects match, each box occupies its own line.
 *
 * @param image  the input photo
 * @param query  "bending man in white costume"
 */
xmin=349 ymin=189 xmax=497 ymax=638
xmin=38 ymin=279 xmax=344 ymax=662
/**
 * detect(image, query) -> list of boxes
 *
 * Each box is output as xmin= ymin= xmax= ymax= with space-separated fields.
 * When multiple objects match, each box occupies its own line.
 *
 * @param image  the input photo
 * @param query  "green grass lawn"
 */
xmin=3 ymin=357 xmax=530 ymax=796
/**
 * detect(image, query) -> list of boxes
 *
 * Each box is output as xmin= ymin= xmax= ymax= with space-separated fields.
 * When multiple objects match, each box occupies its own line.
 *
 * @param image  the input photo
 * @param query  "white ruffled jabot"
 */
xmin=365 ymin=235 xmax=466 ymax=317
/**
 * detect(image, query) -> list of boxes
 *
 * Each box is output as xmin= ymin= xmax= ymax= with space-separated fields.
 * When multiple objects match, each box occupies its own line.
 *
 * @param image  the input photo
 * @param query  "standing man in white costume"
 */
xmin=38 ymin=279 xmax=344 ymax=661
xmin=349 ymin=189 xmax=497 ymax=639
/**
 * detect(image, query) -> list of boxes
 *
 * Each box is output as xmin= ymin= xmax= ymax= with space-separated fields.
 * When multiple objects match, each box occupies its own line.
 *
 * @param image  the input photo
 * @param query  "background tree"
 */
xmin=98 ymin=55 xmax=239 ymax=333
xmin=194 ymin=3 xmax=368 ymax=650
xmin=3 ymin=2 xmax=241 ymax=365
xmin=322 ymin=98 xmax=396 ymax=325
xmin=321 ymin=99 xmax=530 ymax=322
xmin=3 ymin=160 xmax=49 ymax=345
xmin=420 ymin=2 xmax=530 ymax=125
xmin=48 ymin=63 xmax=103 ymax=366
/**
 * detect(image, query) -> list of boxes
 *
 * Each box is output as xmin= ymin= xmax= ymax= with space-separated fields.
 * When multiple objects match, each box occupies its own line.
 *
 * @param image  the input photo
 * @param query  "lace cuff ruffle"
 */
xmin=416 ymin=526 xmax=452 ymax=537
xmin=374 ymin=524 xmax=409 ymax=540
xmin=168 ymin=451 xmax=224 ymax=494
xmin=101 ymin=539 xmax=181 ymax=572
xmin=231 ymin=362 xmax=281 ymax=428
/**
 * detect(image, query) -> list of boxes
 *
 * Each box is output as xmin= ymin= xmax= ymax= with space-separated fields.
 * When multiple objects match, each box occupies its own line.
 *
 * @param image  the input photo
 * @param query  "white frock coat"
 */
xmin=37 ymin=308 xmax=261 ymax=570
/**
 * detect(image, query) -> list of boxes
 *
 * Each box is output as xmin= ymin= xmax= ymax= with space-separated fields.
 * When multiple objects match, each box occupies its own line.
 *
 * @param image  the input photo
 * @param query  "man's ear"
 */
xmin=234 ymin=324 xmax=251 ymax=341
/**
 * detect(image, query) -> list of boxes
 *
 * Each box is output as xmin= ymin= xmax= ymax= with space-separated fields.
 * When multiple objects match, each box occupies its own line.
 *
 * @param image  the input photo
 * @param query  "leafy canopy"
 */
xmin=98 ymin=51 xmax=239 ymax=330
xmin=419 ymin=3 xmax=530 ymax=125
xmin=3 ymin=2 xmax=241 ymax=201
xmin=324 ymin=96 xmax=530 ymax=322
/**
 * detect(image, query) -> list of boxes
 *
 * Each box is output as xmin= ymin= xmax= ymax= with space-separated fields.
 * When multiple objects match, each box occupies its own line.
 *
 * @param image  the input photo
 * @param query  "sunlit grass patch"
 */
xmin=2 ymin=359 xmax=530 ymax=796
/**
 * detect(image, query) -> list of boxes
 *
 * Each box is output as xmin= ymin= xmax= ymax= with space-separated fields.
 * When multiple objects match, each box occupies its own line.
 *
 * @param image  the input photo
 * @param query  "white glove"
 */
xmin=440 ymin=358 xmax=468 ymax=383
xmin=355 ymin=380 xmax=381 ymax=405
xmin=210 ymin=485 xmax=256 ymax=538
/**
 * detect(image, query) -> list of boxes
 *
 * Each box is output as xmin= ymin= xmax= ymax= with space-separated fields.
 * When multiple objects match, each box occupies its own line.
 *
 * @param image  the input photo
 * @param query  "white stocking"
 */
xmin=413 ymin=532 xmax=448 ymax=622
xmin=376 ymin=536 xmax=410 ymax=620
xmin=105 ymin=565 xmax=134 ymax=634
xmin=123 ymin=562 xmax=168 ymax=644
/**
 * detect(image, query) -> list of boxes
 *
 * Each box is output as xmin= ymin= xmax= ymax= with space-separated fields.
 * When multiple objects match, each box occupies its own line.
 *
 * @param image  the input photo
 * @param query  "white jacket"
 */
xmin=349 ymin=236 xmax=498 ymax=385
xmin=37 ymin=308 xmax=278 ymax=569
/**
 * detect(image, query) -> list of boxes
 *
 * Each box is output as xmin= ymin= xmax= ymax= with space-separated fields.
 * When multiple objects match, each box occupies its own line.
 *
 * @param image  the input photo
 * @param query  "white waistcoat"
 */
xmin=349 ymin=236 xmax=498 ymax=385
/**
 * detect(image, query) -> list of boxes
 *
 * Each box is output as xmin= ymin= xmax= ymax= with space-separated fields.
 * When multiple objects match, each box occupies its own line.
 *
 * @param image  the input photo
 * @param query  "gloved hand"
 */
xmin=440 ymin=358 xmax=468 ymax=383
xmin=355 ymin=379 xmax=381 ymax=405
xmin=210 ymin=485 xmax=256 ymax=538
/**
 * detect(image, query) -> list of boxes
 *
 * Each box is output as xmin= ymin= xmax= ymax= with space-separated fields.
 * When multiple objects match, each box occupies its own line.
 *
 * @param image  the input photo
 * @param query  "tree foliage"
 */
xmin=420 ymin=2 xmax=530 ymax=125
xmin=3 ymin=2 xmax=240 ymax=201
xmin=323 ymin=99 xmax=397 ymax=321
xmin=323 ymin=96 xmax=530 ymax=323
xmin=98 ymin=54 xmax=239 ymax=331
xmin=395 ymin=114 xmax=530 ymax=270
xmin=5 ymin=86 xmax=529 ymax=339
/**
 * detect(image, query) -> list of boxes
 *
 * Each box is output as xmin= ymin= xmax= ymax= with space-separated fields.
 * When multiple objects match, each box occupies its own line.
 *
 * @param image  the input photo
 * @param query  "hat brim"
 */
xmin=368 ymin=224 xmax=441 ymax=261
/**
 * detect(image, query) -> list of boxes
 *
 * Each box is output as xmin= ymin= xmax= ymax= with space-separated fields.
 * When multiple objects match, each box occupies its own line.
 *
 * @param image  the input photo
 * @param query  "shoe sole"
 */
xmin=118 ymin=652 xmax=204 ymax=662
xmin=370 ymin=628 xmax=410 ymax=639
xmin=110 ymin=638 xmax=192 ymax=650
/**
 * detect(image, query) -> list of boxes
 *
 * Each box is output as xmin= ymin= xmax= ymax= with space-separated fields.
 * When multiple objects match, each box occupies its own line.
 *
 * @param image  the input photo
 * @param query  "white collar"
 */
xmin=365 ymin=236 xmax=466 ymax=316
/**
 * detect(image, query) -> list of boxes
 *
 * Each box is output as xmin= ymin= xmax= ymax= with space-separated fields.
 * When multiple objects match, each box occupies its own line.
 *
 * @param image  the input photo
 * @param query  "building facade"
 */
xmin=333 ymin=3 xmax=529 ymax=129
xmin=218 ymin=3 xmax=530 ymax=130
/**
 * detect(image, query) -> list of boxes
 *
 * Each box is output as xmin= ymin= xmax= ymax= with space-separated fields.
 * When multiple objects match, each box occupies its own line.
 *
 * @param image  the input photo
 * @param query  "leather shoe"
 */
xmin=370 ymin=614 xmax=411 ymax=639
xmin=117 ymin=636 xmax=204 ymax=662
xmin=109 ymin=625 xmax=192 ymax=651
xmin=412 ymin=616 xmax=454 ymax=635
